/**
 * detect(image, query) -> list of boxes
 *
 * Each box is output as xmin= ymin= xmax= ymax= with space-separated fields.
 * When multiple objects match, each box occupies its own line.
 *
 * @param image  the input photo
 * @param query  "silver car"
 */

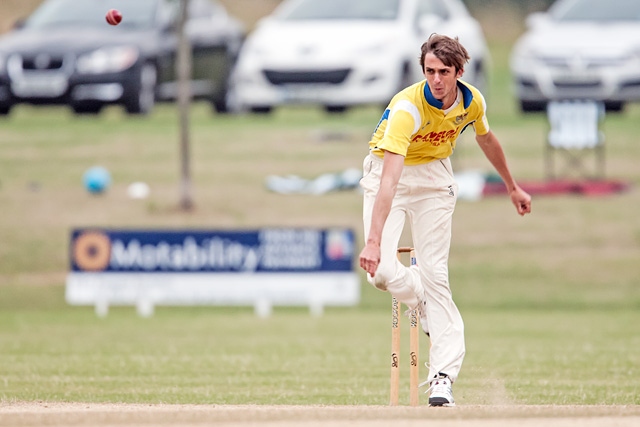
xmin=510 ymin=0 xmax=640 ymax=112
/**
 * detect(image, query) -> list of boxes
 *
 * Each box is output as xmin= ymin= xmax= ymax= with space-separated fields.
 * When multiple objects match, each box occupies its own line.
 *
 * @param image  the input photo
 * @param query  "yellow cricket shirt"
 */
xmin=369 ymin=79 xmax=490 ymax=165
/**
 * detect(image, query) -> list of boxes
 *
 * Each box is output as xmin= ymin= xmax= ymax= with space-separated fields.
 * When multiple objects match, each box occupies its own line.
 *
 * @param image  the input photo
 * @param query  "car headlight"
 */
xmin=244 ymin=42 xmax=268 ymax=58
xmin=510 ymin=45 xmax=538 ymax=70
xmin=76 ymin=46 xmax=139 ymax=74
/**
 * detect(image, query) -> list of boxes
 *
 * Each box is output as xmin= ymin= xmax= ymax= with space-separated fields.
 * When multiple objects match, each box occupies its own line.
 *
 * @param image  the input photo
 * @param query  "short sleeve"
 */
xmin=473 ymin=91 xmax=490 ymax=136
xmin=376 ymin=100 xmax=421 ymax=156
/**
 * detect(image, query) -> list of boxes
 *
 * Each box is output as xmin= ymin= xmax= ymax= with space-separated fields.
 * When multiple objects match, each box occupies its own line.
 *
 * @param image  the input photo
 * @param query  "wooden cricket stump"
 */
xmin=390 ymin=247 xmax=420 ymax=406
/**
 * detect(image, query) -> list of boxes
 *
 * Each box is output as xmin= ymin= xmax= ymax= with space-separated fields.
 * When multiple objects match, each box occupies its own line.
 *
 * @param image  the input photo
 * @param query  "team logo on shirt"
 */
xmin=411 ymin=128 xmax=459 ymax=146
xmin=455 ymin=112 xmax=469 ymax=124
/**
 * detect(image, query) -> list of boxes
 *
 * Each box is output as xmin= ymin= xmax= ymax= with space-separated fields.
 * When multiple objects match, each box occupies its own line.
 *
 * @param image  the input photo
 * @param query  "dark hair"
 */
xmin=419 ymin=33 xmax=470 ymax=72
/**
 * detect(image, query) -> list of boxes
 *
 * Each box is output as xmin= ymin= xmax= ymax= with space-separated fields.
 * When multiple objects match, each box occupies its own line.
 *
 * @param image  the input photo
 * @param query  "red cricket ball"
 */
xmin=105 ymin=9 xmax=122 ymax=26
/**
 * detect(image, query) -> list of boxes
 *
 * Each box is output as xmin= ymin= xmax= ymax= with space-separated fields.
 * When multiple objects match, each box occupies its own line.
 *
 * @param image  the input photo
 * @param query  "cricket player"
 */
xmin=359 ymin=34 xmax=532 ymax=406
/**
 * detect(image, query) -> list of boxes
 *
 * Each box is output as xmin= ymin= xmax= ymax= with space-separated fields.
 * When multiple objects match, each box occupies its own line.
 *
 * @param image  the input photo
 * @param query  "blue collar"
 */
xmin=423 ymin=80 xmax=474 ymax=110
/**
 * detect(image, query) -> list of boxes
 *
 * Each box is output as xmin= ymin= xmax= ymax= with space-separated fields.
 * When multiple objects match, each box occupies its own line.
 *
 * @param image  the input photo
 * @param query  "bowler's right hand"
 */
xmin=359 ymin=242 xmax=381 ymax=277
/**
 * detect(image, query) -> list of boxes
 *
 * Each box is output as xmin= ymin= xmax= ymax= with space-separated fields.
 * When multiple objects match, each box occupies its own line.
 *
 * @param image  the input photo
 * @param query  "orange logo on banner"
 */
xmin=73 ymin=231 xmax=111 ymax=271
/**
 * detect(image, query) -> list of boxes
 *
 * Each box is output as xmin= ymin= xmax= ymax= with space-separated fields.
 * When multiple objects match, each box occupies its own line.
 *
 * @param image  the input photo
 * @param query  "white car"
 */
xmin=230 ymin=0 xmax=489 ymax=114
xmin=510 ymin=0 xmax=640 ymax=113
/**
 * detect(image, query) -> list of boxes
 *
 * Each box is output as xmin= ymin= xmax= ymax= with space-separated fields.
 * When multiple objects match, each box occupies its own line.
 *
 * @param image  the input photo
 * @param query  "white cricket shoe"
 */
xmin=426 ymin=373 xmax=455 ymax=407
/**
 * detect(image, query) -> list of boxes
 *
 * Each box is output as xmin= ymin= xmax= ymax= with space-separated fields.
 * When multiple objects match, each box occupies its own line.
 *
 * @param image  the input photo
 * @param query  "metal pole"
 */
xmin=177 ymin=0 xmax=193 ymax=210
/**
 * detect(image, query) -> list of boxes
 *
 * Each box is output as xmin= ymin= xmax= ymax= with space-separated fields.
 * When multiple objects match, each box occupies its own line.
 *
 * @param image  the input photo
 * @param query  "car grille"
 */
xmin=21 ymin=54 xmax=66 ymax=71
xmin=263 ymin=69 xmax=351 ymax=85
xmin=553 ymin=80 xmax=602 ymax=89
xmin=541 ymin=57 xmax=623 ymax=70
xmin=621 ymin=79 xmax=640 ymax=89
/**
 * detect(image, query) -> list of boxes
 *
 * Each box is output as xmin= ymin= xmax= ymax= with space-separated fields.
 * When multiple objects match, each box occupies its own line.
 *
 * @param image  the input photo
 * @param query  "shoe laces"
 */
xmin=403 ymin=298 xmax=426 ymax=318
xmin=419 ymin=371 xmax=451 ymax=394
xmin=418 ymin=362 xmax=432 ymax=389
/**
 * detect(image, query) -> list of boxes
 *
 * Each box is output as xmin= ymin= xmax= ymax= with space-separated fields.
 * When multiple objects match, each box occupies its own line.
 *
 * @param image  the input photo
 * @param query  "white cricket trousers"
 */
xmin=360 ymin=153 xmax=465 ymax=382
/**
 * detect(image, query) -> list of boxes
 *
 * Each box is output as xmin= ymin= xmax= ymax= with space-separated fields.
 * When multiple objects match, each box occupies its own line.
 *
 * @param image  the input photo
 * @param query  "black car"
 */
xmin=0 ymin=0 xmax=244 ymax=116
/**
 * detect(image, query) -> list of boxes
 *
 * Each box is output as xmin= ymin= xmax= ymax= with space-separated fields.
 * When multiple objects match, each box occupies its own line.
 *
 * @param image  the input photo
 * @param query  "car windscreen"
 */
xmin=551 ymin=0 xmax=640 ymax=22
xmin=24 ymin=0 xmax=161 ymax=30
xmin=278 ymin=0 xmax=400 ymax=21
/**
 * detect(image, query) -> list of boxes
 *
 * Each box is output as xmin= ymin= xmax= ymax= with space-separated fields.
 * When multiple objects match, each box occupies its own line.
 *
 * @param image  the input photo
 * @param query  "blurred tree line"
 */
xmin=4 ymin=0 xmax=559 ymax=34
xmin=458 ymin=0 xmax=557 ymax=41
xmin=463 ymin=0 xmax=555 ymax=14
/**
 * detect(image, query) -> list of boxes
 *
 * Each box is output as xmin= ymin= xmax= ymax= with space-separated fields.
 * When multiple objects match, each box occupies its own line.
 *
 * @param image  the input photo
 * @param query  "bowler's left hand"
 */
xmin=510 ymin=186 xmax=532 ymax=216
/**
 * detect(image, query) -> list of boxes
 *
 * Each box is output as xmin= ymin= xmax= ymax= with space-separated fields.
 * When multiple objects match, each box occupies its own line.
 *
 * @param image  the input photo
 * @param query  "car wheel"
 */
xmin=520 ymin=100 xmax=547 ymax=113
xmin=212 ymin=95 xmax=229 ymax=114
xmin=72 ymin=102 xmax=104 ymax=115
xmin=250 ymin=106 xmax=273 ymax=114
xmin=0 ymin=104 xmax=12 ymax=116
xmin=473 ymin=61 xmax=487 ymax=94
xmin=604 ymin=101 xmax=623 ymax=113
xmin=324 ymin=105 xmax=347 ymax=114
xmin=397 ymin=62 xmax=413 ymax=92
xmin=125 ymin=63 xmax=156 ymax=115
xmin=211 ymin=80 xmax=232 ymax=114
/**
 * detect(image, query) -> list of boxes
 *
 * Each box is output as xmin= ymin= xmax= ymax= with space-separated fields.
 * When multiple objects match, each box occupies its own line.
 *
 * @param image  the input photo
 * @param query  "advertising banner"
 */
xmin=66 ymin=228 xmax=360 ymax=317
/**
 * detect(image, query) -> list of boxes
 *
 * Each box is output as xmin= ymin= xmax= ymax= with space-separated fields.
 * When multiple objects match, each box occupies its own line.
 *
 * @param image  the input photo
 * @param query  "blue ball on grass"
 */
xmin=83 ymin=166 xmax=111 ymax=194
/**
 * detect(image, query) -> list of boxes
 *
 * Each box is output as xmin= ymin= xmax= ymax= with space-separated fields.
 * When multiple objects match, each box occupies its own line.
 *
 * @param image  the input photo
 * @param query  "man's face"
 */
xmin=423 ymin=52 xmax=463 ymax=107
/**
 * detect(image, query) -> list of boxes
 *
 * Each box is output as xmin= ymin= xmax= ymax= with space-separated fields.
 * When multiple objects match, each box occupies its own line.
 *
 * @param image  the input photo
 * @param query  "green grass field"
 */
xmin=1 ymin=40 xmax=640 ymax=406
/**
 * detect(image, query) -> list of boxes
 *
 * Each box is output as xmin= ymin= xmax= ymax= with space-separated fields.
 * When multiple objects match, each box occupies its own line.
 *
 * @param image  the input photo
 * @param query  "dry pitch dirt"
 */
xmin=1 ymin=403 xmax=640 ymax=427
